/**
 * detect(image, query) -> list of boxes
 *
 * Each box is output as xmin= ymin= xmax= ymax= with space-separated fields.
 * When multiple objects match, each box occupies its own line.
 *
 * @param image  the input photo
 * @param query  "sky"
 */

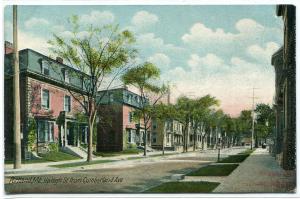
xmin=4 ymin=5 xmax=283 ymax=116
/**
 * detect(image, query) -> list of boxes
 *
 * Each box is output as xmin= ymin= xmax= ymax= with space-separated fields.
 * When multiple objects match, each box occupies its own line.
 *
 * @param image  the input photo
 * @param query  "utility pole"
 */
xmin=250 ymin=87 xmax=259 ymax=150
xmin=13 ymin=5 xmax=22 ymax=169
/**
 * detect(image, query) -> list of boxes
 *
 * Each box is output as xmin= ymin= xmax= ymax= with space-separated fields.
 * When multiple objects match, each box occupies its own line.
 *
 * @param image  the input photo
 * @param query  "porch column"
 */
xmin=85 ymin=126 xmax=88 ymax=144
xmin=60 ymin=125 xmax=64 ymax=147
xmin=77 ymin=124 xmax=80 ymax=147
xmin=64 ymin=120 xmax=68 ymax=146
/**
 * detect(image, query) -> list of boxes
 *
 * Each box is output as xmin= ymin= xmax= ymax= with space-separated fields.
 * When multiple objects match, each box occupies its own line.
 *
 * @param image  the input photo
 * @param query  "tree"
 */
xmin=190 ymin=95 xmax=219 ymax=151
xmin=48 ymin=16 xmax=137 ymax=162
xmin=122 ymin=62 xmax=167 ymax=156
xmin=175 ymin=96 xmax=192 ymax=152
xmin=151 ymin=103 xmax=176 ymax=155
xmin=255 ymin=103 xmax=275 ymax=146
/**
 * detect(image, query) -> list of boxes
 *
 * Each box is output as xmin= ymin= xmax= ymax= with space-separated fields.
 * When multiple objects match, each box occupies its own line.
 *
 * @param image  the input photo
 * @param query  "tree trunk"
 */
xmin=183 ymin=125 xmax=186 ymax=153
xmin=143 ymin=116 xmax=147 ymax=156
xmin=162 ymin=122 xmax=165 ymax=155
xmin=202 ymin=134 xmax=205 ymax=150
xmin=193 ymin=127 xmax=196 ymax=151
xmin=87 ymin=118 xmax=93 ymax=162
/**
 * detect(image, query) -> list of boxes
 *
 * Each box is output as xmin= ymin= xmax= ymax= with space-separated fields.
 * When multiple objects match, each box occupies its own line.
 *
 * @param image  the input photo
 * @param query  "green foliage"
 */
xmin=75 ymin=112 xmax=88 ymax=123
xmin=39 ymin=151 xmax=80 ymax=162
xmin=218 ymin=154 xmax=250 ymax=163
xmin=122 ymin=62 xmax=161 ymax=93
xmin=48 ymin=143 xmax=59 ymax=152
xmin=27 ymin=118 xmax=37 ymax=151
xmin=48 ymin=15 xmax=139 ymax=161
xmin=254 ymin=103 xmax=275 ymax=139
xmin=128 ymin=143 xmax=137 ymax=149
xmin=187 ymin=164 xmax=239 ymax=176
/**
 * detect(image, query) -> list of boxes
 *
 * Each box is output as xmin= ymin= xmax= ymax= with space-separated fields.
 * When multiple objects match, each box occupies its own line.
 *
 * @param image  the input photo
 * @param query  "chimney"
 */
xmin=56 ymin=57 xmax=63 ymax=64
xmin=5 ymin=41 xmax=13 ymax=54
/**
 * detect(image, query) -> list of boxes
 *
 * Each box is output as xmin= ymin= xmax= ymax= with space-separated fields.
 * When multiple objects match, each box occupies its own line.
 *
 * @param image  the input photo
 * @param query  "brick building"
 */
xmin=97 ymin=88 xmax=149 ymax=152
xmin=5 ymin=46 xmax=89 ymax=159
xmin=271 ymin=5 xmax=296 ymax=170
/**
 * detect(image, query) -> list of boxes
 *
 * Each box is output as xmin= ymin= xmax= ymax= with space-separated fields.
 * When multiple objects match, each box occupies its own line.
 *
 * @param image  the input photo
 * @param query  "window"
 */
xmin=63 ymin=69 xmax=69 ymax=83
xmin=42 ymin=89 xmax=50 ymax=109
xmin=41 ymin=60 xmax=50 ymax=75
xmin=127 ymin=130 xmax=135 ymax=143
xmin=152 ymin=121 xmax=157 ymax=129
xmin=128 ymin=112 xmax=133 ymax=123
xmin=64 ymin=95 xmax=71 ymax=112
xmin=152 ymin=132 xmax=157 ymax=143
xmin=127 ymin=94 xmax=132 ymax=103
xmin=38 ymin=120 xmax=54 ymax=142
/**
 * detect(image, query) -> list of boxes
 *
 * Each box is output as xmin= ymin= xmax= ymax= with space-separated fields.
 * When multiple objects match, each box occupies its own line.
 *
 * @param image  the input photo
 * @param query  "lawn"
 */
xmin=51 ymin=159 xmax=117 ymax=168
xmin=93 ymin=148 xmax=143 ymax=157
xmin=218 ymin=154 xmax=249 ymax=163
xmin=218 ymin=149 xmax=255 ymax=163
xmin=145 ymin=181 xmax=220 ymax=193
xmin=127 ymin=156 xmax=145 ymax=160
xmin=238 ymin=149 xmax=255 ymax=155
xmin=39 ymin=151 xmax=80 ymax=162
xmin=149 ymin=153 xmax=174 ymax=157
xmin=5 ymin=151 xmax=80 ymax=164
xmin=186 ymin=164 xmax=239 ymax=176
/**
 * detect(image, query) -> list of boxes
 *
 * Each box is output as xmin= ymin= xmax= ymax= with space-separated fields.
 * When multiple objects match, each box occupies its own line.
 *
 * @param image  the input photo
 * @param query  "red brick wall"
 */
xmin=122 ymin=105 xmax=136 ymax=130
xmin=28 ymin=78 xmax=84 ymax=140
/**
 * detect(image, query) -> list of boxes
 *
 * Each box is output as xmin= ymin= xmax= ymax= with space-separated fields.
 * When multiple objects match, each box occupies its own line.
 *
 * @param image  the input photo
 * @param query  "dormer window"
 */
xmin=41 ymin=60 xmax=50 ymax=76
xmin=63 ymin=69 xmax=69 ymax=83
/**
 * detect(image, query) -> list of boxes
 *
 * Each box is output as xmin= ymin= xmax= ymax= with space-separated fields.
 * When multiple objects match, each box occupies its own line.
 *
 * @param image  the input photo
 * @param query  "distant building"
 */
xmin=4 ymin=46 xmax=89 ymax=159
xmin=188 ymin=123 xmax=208 ymax=150
xmin=97 ymin=88 xmax=149 ymax=152
xmin=151 ymin=119 xmax=184 ymax=151
xmin=271 ymin=5 xmax=296 ymax=170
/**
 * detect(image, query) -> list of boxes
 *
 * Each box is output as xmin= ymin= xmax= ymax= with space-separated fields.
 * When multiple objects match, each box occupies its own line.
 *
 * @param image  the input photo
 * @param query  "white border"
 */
xmin=1 ymin=0 xmax=299 ymax=199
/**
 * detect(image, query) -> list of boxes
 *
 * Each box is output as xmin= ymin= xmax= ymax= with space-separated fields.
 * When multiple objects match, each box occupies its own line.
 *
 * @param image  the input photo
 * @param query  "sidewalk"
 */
xmin=213 ymin=148 xmax=296 ymax=193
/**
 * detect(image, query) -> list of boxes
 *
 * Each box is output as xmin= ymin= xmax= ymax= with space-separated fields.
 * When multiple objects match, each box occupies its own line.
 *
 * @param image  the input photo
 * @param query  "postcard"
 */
xmin=3 ymin=2 xmax=297 ymax=196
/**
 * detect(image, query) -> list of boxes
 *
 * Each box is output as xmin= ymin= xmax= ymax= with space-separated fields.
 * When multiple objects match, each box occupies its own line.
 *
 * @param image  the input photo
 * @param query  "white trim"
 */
xmin=41 ymin=60 xmax=50 ymax=76
xmin=41 ymin=88 xmax=50 ymax=110
xmin=64 ymin=69 xmax=70 ymax=83
xmin=63 ymin=94 xmax=72 ymax=112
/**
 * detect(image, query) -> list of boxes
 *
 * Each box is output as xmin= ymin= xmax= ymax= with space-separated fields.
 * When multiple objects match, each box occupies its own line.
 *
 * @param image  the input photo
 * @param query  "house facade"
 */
xmin=271 ymin=5 xmax=296 ymax=170
xmin=151 ymin=119 xmax=184 ymax=151
xmin=97 ymin=88 xmax=149 ymax=152
xmin=5 ymin=46 xmax=88 ymax=159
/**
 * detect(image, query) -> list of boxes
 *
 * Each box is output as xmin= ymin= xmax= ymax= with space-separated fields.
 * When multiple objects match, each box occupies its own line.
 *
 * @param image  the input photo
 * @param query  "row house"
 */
xmin=186 ymin=122 xmax=208 ymax=151
xmin=97 ymin=87 xmax=149 ymax=152
xmin=271 ymin=4 xmax=296 ymax=170
xmin=4 ymin=46 xmax=89 ymax=159
xmin=151 ymin=119 xmax=184 ymax=151
xmin=151 ymin=119 xmax=209 ymax=152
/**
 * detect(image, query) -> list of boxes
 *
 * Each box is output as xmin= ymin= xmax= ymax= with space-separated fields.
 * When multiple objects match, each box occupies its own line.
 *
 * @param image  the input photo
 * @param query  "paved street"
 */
xmin=5 ymin=147 xmax=245 ymax=193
